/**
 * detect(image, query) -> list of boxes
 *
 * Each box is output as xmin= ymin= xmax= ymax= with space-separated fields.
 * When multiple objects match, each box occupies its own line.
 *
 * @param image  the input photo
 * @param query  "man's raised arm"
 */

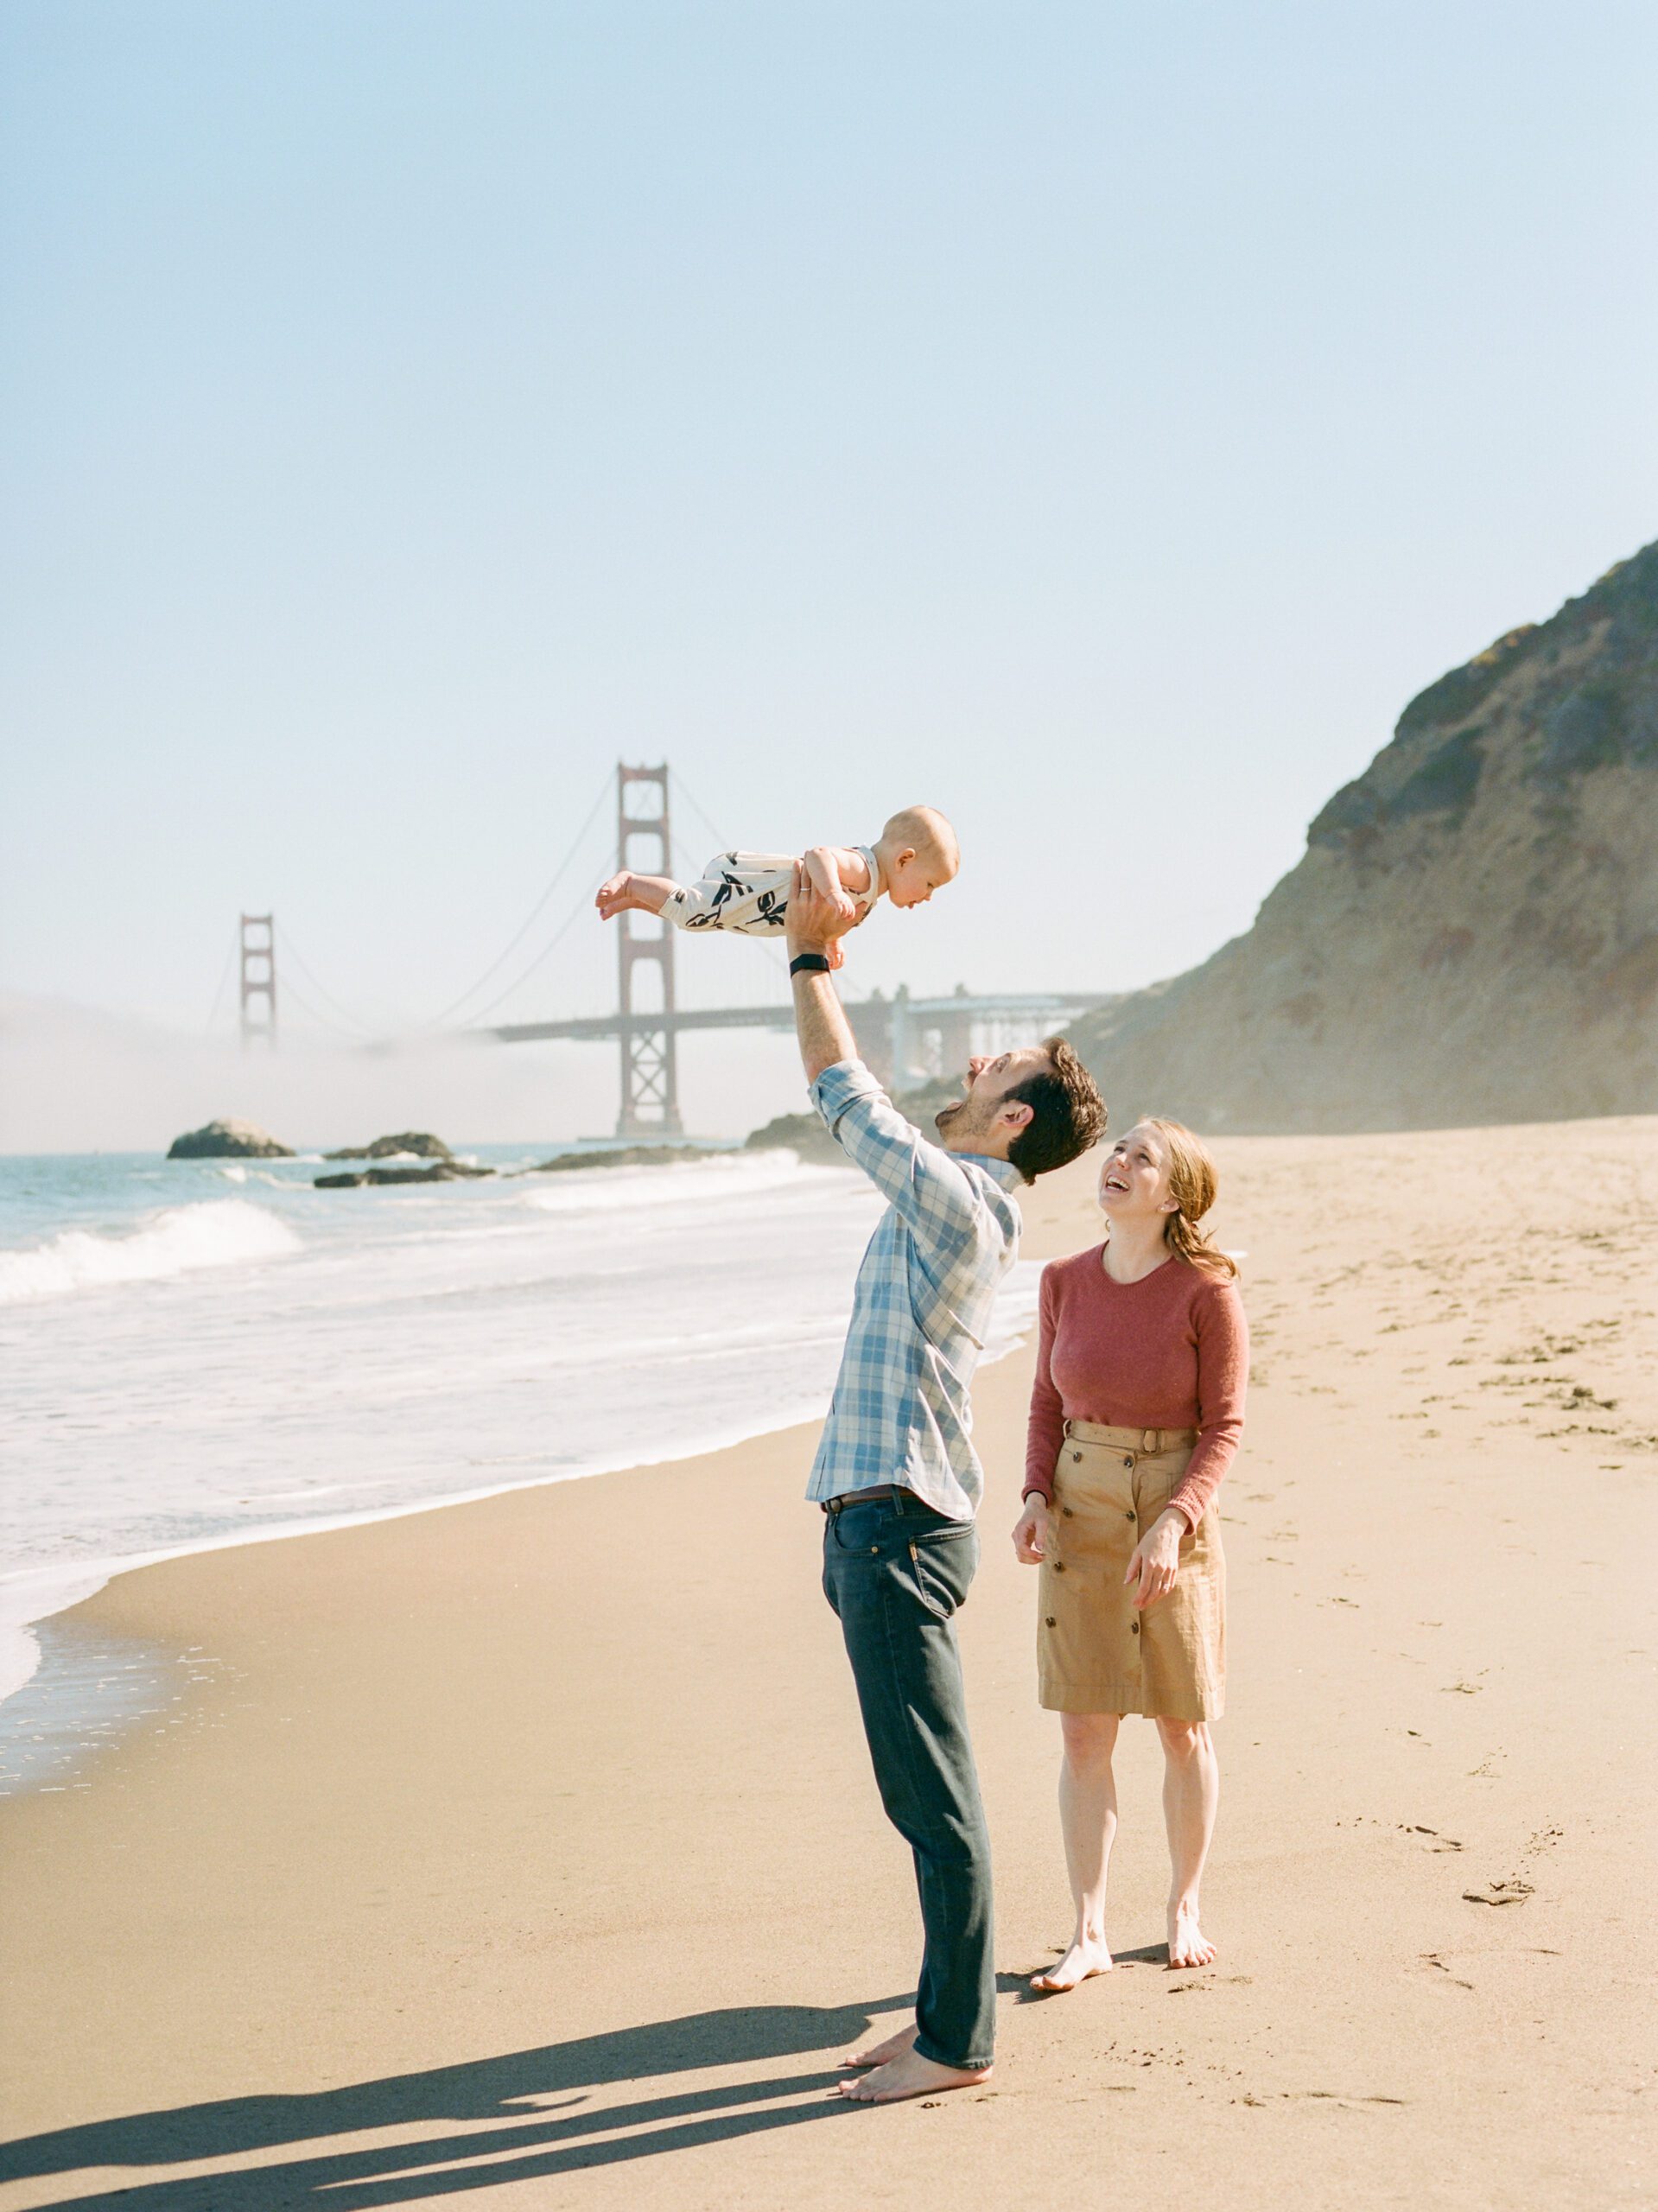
xmin=785 ymin=869 xmax=995 ymax=1245
xmin=785 ymin=868 xmax=861 ymax=1083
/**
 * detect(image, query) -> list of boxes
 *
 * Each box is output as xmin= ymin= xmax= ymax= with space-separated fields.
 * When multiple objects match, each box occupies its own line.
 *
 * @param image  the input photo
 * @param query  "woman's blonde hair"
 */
xmin=1142 ymin=1117 xmax=1238 ymax=1281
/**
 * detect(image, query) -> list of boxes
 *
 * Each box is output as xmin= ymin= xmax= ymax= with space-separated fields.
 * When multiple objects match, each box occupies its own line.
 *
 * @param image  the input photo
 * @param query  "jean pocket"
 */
xmin=905 ymin=1527 xmax=975 ymax=1620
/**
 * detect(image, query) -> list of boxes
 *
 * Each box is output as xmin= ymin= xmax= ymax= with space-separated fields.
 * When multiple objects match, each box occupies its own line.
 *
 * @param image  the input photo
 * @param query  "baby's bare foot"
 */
xmin=841 ymin=2021 xmax=915 ymax=2069
xmin=1167 ymin=1900 xmax=1216 ymax=1969
xmin=595 ymin=872 xmax=660 ymax=920
xmin=836 ymin=2049 xmax=991 ymax=2104
xmin=1030 ymin=1934 xmax=1114 ymax=1993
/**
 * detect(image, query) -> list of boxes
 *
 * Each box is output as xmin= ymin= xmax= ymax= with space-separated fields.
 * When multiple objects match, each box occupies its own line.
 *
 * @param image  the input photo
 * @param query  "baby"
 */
xmin=595 ymin=804 xmax=958 ymax=965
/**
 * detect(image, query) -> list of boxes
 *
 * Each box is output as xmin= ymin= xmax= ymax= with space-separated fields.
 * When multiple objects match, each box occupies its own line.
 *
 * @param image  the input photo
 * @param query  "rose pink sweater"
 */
xmin=1023 ymin=1243 xmax=1248 ymax=1529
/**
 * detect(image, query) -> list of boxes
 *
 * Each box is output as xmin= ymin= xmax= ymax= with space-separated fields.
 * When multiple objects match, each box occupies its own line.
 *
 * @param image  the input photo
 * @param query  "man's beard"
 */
xmin=935 ymin=1094 xmax=984 ymax=1143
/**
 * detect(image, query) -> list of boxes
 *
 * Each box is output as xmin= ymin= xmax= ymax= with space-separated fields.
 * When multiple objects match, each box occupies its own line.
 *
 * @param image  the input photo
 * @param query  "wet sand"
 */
xmin=2 ymin=1118 xmax=1655 ymax=2209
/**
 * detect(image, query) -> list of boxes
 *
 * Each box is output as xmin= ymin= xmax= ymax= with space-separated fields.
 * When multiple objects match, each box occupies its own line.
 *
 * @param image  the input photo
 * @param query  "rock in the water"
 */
xmin=168 ymin=1118 xmax=295 ymax=1160
xmin=314 ymin=1161 xmax=494 ymax=1189
xmin=530 ymin=1144 xmax=713 ymax=1173
xmin=321 ymin=1131 xmax=454 ymax=1160
xmin=745 ymin=1081 xmax=950 ymax=1162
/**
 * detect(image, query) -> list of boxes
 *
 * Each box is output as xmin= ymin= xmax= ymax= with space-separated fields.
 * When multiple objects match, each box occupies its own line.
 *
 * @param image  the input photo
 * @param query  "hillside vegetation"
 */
xmin=1070 ymin=541 xmax=1658 ymax=1132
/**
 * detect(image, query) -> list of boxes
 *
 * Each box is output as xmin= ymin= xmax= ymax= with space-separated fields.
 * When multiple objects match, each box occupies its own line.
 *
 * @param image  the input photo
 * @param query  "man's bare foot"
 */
xmin=836 ymin=2049 xmax=992 ymax=2104
xmin=841 ymin=2021 xmax=916 ymax=2069
xmin=595 ymin=872 xmax=665 ymax=920
xmin=1030 ymin=1933 xmax=1114 ymax=1993
xmin=1167 ymin=1900 xmax=1216 ymax=1969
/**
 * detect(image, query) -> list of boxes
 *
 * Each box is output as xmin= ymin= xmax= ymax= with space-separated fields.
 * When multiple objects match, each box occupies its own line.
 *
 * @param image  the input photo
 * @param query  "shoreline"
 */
xmin=0 ymin=1141 xmax=942 ymax=1726
xmin=0 ymin=1279 xmax=1042 ymax=1762
xmin=3 ymin=1126 xmax=1655 ymax=2207
xmin=0 ymin=1401 xmax=834 ymax=1721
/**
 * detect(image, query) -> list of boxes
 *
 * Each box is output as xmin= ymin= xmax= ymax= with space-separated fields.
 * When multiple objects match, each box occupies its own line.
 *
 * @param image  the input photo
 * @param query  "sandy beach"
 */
xmin=2 ymin=1118 xmax=1655 ymax=2210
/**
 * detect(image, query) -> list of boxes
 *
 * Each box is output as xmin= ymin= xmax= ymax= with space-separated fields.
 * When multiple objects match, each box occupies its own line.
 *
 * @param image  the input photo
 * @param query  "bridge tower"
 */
xmin=613 ymin=765 xmax=683 ymax=1138
xmin=239 ymin=912 xmax=277 ymax=1051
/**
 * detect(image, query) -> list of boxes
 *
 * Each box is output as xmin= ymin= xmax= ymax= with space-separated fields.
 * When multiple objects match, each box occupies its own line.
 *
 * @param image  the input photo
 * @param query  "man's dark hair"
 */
xmin=1005 ymin=1037 xmax=1107 ymax=1181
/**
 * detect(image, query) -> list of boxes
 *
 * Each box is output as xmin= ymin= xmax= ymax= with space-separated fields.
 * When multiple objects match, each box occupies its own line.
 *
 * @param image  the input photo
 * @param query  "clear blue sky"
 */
xmin=4 ymin=1 xmax=1657 ymax=1052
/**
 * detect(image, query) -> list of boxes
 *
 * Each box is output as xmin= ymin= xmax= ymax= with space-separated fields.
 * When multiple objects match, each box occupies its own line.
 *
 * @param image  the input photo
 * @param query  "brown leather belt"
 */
xmin=822 ymin=1485 xmax=900 ymax=1513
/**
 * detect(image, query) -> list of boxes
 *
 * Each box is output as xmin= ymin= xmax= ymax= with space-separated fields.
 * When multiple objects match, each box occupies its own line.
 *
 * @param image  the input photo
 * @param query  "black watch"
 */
xmin=789 ymin=952 xmax=832 ymax=976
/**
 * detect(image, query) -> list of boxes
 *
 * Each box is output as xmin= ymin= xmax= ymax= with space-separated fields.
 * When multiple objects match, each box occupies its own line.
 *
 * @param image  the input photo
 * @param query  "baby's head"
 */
xmin=875 ymin=805 xmax=959 ymax=909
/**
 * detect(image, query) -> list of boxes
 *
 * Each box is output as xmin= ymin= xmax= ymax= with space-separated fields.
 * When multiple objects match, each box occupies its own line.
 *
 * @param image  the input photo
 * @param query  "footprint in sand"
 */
xmin=1421 ymin=1952 xmax=1476 ymax=1990
xmin=1462 ymin=1878 xmax=1534 ymax=1907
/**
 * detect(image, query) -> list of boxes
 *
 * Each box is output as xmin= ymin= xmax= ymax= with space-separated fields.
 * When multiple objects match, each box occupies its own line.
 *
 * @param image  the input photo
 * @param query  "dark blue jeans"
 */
xmin=821 ymin=1490 xmax=995 ymax=2070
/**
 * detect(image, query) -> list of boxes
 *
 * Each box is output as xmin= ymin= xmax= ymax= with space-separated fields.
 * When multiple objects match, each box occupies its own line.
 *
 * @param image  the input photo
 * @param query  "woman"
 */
xmin=1012 ymin=1118 xmax=1247 ymax=1986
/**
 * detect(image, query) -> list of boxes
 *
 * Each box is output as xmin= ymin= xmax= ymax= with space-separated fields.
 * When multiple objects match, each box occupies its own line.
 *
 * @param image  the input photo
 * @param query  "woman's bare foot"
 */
xmin=837 ymin=2049 xmax=992 ymax=2104
xmin=1167 ymin=1899 xmax=1216 ymax=1969
xmin=1030 ymin=1933 xmax=1114 ymax=1993
xmin=841 ymin=2021 xmax=916 ymax=2069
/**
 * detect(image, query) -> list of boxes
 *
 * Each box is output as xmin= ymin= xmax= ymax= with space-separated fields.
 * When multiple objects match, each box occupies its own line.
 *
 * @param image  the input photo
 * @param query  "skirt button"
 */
xmin=1129 ymin=1620 xmax=1140 ymax=1635
xmin=1045 ymin=1616 xmax=1056 ymax=1628
xmin=1071 ymin=1451 xmax=1083 ymax=1463
xmin=1053 ymin=1561 xmax=1066 ymax=1573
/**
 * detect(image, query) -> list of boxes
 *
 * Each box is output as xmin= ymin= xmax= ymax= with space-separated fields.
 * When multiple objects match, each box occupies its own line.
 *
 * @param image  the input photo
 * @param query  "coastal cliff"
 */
xmin=1069 ymin=540 xmax=1658 ymax=1132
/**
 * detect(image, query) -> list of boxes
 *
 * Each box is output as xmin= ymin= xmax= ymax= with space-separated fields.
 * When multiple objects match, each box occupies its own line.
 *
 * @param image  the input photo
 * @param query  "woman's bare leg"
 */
xmin=1031 ymin=1711 xmax=1120 ymax=1992
xmin=1156 ymin=1717 xmax=1218 ymax=1967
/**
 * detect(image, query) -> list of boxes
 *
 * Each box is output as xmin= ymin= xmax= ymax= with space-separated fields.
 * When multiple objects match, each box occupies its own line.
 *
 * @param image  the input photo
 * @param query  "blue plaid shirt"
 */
xmin=806 ymin=1059 xmax=1024 ymax=1521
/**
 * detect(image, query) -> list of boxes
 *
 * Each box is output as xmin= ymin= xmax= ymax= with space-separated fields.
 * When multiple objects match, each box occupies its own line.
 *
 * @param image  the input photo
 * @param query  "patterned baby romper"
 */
xmin=660 ymin=847 xmax=880 ymax=936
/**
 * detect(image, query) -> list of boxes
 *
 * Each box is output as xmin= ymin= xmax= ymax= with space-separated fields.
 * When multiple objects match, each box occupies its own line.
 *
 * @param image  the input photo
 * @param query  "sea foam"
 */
xmin=0 ymin=1199 xmax=300 ymax=1306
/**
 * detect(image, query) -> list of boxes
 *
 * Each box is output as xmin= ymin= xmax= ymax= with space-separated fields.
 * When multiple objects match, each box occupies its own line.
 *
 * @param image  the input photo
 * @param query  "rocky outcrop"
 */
xmin=743 ymin=1111 xmax=844 ymax=1163
xmin=321 ymin=1132 xmax=454 ymax=1160
xmin=745 ymin=1077 xmax=960 ymax=1160
xmin=314 ymin=1161 xmax=494 ymax=1189
xmin=1068 ymin=540 xmax=1658 ymax=1133
xmin=168 ymin=1119 xmax=294 ymax=1160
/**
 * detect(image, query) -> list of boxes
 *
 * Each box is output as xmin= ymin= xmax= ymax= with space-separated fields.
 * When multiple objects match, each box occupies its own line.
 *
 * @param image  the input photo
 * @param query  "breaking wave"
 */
xmin=0 ymin=1201 xmax=301 ymax=1307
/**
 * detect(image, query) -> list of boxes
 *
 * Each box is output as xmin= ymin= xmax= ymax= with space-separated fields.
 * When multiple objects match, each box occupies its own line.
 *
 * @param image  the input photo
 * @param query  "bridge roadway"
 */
xmin=483 ymin=988 xmax=1117 ymax=1046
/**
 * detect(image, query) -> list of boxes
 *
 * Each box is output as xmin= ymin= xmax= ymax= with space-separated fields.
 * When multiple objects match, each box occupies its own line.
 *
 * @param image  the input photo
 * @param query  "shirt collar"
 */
xmin=954 ymin=1149 xmax=1026 ymax=1191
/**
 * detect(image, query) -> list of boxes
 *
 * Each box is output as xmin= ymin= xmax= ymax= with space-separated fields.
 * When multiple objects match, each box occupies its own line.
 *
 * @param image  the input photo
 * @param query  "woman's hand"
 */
xmin=1124 ymin=1507 xmax=1188 ymax=1608
xmin=1012 ymin=1497 xmax=1051 ymax=1565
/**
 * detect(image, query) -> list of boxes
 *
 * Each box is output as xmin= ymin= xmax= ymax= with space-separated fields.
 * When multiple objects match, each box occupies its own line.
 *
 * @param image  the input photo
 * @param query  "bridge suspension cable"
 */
xmin=203 ymin=933 xmax=238 ymax=1036
xmin=404 ymin=769 xmax=614 ymax=1033
xmin=439 ymin=868 xmax=609 ymax=1028
xmin=275 ymin=920 xmax=383 ymax=1037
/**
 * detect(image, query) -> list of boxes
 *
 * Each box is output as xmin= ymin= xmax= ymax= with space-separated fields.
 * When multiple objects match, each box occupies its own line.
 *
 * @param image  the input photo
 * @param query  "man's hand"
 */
xmin=1012 ymin=1497 xmax=1051 ymax=1565
xmin=1124 ymin=1507 xmax=1188 ymax=1608
xmin=786 ymin=865 xmax=851 ymax=956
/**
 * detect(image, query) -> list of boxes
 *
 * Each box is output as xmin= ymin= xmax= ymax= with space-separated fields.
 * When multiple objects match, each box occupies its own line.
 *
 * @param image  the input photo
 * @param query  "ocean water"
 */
xmin=0 ymin=1142 xmax=1040 ymax=1777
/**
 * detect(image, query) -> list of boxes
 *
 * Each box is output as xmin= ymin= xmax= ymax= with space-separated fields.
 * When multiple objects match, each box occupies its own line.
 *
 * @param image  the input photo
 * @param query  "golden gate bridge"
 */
xmin=224 ymin=763 xmax=1115 ymax=1139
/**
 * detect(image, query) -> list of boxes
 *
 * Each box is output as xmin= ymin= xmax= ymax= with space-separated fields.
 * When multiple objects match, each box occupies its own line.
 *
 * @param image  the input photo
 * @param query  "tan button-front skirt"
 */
xmin=1038 ymin=1420 xmax=1226 ymax=1722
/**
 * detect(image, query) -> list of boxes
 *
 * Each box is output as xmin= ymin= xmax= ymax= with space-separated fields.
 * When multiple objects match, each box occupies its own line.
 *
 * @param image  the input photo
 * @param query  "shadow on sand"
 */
xmin=0 ymin=1987 xmax=1026 ymax=2208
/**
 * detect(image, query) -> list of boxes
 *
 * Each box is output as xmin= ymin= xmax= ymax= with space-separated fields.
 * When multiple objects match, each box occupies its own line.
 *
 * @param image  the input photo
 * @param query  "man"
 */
xmin=785 ymin=874 xmax=1107 ymax=2105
